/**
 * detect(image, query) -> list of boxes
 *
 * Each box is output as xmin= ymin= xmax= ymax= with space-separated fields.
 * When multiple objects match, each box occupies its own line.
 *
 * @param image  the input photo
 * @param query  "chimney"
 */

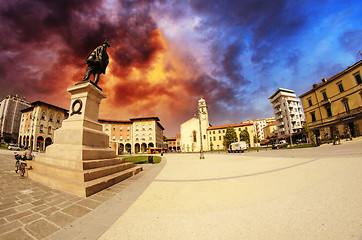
xmin=313 ymin=84 xmax=317 ymax=88
xmin=322 ymin=78 xmax=327 ymax=83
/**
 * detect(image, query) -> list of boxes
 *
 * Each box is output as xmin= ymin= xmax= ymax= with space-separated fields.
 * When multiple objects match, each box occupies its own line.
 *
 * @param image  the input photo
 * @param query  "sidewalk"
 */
xmin=0 ymin=150 xmax=163 ymax=240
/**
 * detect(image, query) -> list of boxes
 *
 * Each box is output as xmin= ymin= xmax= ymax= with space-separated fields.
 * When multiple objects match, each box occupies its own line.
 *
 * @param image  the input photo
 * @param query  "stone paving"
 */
xmin=0 ymin=150 xmax=157 ymax=240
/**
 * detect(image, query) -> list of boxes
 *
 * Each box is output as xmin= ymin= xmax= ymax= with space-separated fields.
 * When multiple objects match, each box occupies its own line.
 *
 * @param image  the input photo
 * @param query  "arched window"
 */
xmin=142 ymin=134 xmax=145 ymax=140
xmin=112 ymin=135 xmax=115 ymax=140
xmin=127 ymin=126 xmax=130 ymax=131
xmin=136 ymin=134 xmax=139 ymax=140
xmin=120 ymin=135 xmax=123 ymax=140
xmin=40 ymin=124 xmax=44 ymax=133
xmin=142 ymin=125 xmax=145 ymax=131
xmin=49 ymin=114 xmax=53 ymax=122
xmin=127 ymin=135 xmax=130 ymax=140
xmin=193 ymin=130 xmax=197 ymax=142
xmin=149 ymin=124 xmax=152 ymax=130
xmin=41 ymin=112 xmax=46 ymax=120
xmin=56 ymin=116 xmax=61 ymax=123
xmin=149 ymin=133 xmax=152 ymax=140
xmin=48 ymin=126 xmax=51 ymax=134
xmin=120 ymin=126 xmax=123 ymax=131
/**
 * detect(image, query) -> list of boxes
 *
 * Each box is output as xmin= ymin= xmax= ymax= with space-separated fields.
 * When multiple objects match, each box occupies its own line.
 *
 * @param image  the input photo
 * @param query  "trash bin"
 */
xmin=148 ymin=156 xmax=153 ymax=164
xmin=161 ymin=152 xmax=163 ymax=156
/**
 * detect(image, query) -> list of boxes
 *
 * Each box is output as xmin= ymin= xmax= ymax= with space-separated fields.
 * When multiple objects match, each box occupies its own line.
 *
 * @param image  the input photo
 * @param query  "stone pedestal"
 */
xmin=29 ymin=82 xmax=142 ymax=197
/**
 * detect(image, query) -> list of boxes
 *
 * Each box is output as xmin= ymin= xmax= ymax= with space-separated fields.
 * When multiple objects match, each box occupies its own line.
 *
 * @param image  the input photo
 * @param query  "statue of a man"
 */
xmin=82 ymin=40 xmax=111 ymax=85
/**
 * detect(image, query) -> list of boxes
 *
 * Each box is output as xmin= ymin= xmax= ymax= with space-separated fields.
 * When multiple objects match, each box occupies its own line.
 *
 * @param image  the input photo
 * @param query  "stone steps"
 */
xmin=29 ymin=166 xmax=143 ymax=197
xmin=29 ymin=157 xmax=142 ymax=197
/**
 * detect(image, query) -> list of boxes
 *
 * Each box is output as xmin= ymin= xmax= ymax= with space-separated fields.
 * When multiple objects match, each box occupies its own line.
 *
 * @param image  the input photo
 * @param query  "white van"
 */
xmin=228 ymin=141 xmax=247 ymax=153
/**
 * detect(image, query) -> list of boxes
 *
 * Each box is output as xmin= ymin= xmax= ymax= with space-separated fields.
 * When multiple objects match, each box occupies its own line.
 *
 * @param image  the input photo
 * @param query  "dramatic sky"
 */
xmin=1 ymin=0 xmax=362 ymax=137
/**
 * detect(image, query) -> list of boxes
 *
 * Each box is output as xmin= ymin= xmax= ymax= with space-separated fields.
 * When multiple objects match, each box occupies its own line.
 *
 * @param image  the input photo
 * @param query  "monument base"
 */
xmin=28 ymin=82 xmax=142 ymax=197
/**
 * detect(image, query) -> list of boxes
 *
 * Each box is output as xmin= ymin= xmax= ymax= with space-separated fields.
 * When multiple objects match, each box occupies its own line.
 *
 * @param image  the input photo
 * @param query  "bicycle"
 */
xmin=14 ymin=153 xmax=28 ymax=177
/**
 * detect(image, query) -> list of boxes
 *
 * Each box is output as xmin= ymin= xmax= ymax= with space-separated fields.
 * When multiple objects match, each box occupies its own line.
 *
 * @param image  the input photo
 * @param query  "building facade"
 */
xmin=207 ymin=122 xmax=255 ymax=150
xmin=299 ymin=60 xmax=362 ymax=140
xmin=269 ymin=88 xmax=304 ymax=140
xmin=99 ymin=119 xmax=133 ymax=155
xmin=18 ymin=101 xmax=68 ymax=151
xmin=0 ymin=95 xmax=31 ymax=143
xmin=165 ymin=134 xmax=181 ymax=152
xmin=180 ymin=98 xmax=210 ymax=152
xmin=262 ymin=121 xmax=277 ymax=139
xmin=252 ymin=117 xmax=276 ymax=141
xmin=99 ymin=117 xmax=164 ymax=154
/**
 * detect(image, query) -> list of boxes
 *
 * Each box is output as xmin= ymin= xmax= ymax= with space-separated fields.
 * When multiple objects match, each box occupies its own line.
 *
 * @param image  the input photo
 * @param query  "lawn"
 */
xmin=285 ymin=143 xmax=314 ymax=149
xmin=123 ymin=155 xmax=162 ymax=164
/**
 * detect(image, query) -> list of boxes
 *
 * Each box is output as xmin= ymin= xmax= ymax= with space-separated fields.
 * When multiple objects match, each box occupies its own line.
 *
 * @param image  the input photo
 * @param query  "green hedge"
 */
xmin=123 ymin=156 xmax=162 ymax=164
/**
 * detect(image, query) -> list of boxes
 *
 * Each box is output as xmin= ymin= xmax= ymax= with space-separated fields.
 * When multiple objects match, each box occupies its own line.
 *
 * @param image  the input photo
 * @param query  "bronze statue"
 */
xmin=82 ymin=40 xmax=110 ymax=85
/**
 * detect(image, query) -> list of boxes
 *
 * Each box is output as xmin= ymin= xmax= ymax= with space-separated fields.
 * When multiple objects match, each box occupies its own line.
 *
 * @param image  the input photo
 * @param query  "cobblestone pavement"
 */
xmin=0 ymin=150 xmax=157 ymax=240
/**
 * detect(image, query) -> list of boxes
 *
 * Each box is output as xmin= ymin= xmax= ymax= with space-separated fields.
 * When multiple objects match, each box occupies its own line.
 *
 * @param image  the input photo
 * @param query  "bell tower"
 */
xmin=198 ymin=98 xmax=209 ymax=151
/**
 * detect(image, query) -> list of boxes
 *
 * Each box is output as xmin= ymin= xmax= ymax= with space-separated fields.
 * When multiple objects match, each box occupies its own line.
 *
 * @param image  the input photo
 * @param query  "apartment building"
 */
xmin=252 ymin=117 xmax=276 ymax=140
xmin=299 ymin=60 xmax=362 ymax=140
xmin=207 ymin=122 xmax=255 ymax=150
xmin=99 ymin=119 xmax=133 ymax=155
xmin=18 ymin=101 xmax=68 ymax=151
xmin=99 ymin=117 xmax=165 ymax=154
xmin=0 ymin=95 xmax=31 ymax=143
xmin=165 ymin=134 xmax=181 ymax=152
xmin=269 ymin=88 xmax=305 ymax=140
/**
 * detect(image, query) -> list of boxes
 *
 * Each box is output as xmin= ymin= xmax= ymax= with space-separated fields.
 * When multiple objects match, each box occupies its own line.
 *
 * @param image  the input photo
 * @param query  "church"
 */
xmin=180 ymin=98 xmax=210 ymax=152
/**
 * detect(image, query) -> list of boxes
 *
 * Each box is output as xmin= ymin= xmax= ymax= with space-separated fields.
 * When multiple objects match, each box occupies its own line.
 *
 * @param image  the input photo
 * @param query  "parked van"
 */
xmin=228 ymin=141 xmax=247 ymax=153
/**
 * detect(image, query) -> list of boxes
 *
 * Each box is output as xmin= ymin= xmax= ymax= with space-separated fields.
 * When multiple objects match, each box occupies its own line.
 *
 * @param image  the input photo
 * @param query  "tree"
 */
xmin=254 ymin=134 xmax=260 ymax=144
xmin=210 ymin=141 xmax=213 ymax=151
xmin=302 ymin=123 xmax=310 ymax=143
xmin=239 ymin=128 xmax=250 ymax=144
xmin=223 ymin=127 xmax=238 ymax=148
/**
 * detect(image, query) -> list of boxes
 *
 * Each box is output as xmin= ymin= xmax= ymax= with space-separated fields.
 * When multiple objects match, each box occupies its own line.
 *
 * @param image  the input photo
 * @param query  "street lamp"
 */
xmin=197 ymin=108 xmax=205 ymax=159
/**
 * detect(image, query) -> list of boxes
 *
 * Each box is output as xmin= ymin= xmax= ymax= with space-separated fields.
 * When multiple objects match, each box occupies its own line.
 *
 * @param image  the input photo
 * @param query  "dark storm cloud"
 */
xmin=0 ymin=0 xmax=160 ymax=102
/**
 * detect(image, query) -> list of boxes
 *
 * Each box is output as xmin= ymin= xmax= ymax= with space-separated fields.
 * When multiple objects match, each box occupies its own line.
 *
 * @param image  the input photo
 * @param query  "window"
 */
xmin=223 ymin=130 xmax=225 ymax=133
xmin=41 ymin=112 xmax=46 ymax=120
xmin=48 ymin=126 xmax=51 ymax=134
xmin=213 ymin=131 xmax=215 ymax=134
xmin=219 ymin=136 xmax=221 ymax=140
xmin=149 ymin=133 xmax=152 ymax=140
xmin=326 ymin=107 xmax=332 ymax=117
xmin=310 ymin=112 xmax=316 ymax=122
xmin=112 ymin=135 xmax=115 ymax=140
xmin=218 ymin=130 xmax=221 ymax=134
xmin=354 ymin=72 xmax=362 ymax=84
xmin=120 ymin=136 xmax=123 ymax=140
xmin=322 ymin=91 xmax=328 ymax=100
xmin=337 ymin=82 xmax=344 ymax=92
xmin=136 ymin=134 xmax=139 ymax=140
xmin=193 ymin=131 xmax=197 ymax=142
xmin=120 ymin=126 xmax=123 ymax=131
xmin=57 ymin=116 xmax=60 ymax=124
xmin=40 ymin=124 xmax=44 ymax=133
xmin=113 ymin=126 xmax=116 ymax=131
xmin=213 ymin=136 xmax=216 ymax=141
xmin=343 ymin=99 xmax=350 ymax=114
xmin=210 ymin=137 xmax=212 ymax=141
xmin=127 ymin=135 xmax=130 ymax=140
xmin=203 ymin=135 xmax=206 ymax=140
xmin=142 ymin=125 xmax=145 ymax=131
xmin=127 ymin=126 xmax=130 ymax=131
xmin=142 ymin=134 xmax=145 ymax=140
xmin=49 ymin=114 xmax=53 ymax=122
xmin=308 ymin=98 xmax=312 ymax=107
xmin=149 ymin=124 xmax=152 ymax=130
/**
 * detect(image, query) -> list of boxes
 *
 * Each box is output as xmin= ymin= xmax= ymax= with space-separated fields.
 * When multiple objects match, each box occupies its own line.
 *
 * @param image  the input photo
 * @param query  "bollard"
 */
xmin=148 ymin=156 xmax=153 ymax=164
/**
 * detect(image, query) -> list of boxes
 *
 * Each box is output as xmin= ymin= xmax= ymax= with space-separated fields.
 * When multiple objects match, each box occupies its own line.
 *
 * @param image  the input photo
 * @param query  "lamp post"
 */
xmin=198 ymin=108 xmax=205 ymax=159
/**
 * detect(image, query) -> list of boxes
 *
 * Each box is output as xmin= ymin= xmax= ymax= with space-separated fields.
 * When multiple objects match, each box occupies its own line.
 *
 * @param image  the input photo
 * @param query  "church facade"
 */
xmin=180 ymin=98 xmax=210 ymax=152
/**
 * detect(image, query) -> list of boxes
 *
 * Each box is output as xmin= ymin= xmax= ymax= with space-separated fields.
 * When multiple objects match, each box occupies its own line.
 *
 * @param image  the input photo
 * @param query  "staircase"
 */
xmin=29 ymin=157 xmax=142 ymax=197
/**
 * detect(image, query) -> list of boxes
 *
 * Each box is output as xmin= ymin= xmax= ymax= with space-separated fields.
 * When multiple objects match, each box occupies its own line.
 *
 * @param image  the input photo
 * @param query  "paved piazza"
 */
xmin=0 ymin=138 xmax=361 ymax=239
